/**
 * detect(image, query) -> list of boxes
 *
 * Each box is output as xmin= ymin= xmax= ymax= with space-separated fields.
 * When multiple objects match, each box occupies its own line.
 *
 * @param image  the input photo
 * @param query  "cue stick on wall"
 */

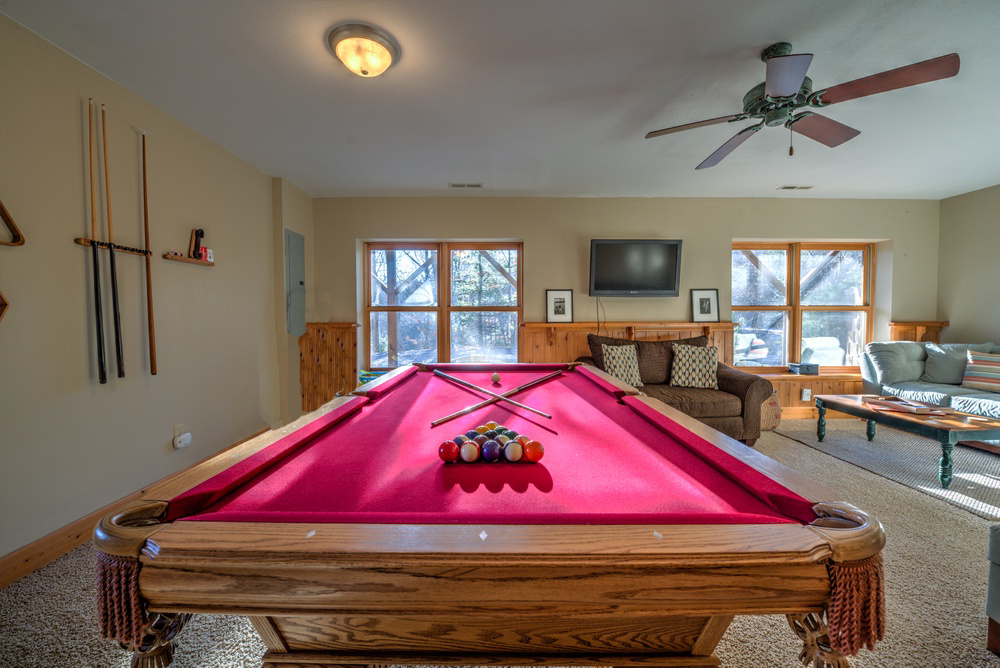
xmin=140 ymin=131 xmax=157 ymax=374
xmin=101 ymin=104 xmax=125 ymax=378
xmin=88 ymin=99 xmax=108 ymax=384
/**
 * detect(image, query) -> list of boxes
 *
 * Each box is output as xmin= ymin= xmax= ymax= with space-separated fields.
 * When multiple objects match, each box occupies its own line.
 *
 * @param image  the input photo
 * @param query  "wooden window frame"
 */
xmin=364 ymin=241 xmax=524 ymax=370
xmin=731 ymin=242 xmax=875 ymax=373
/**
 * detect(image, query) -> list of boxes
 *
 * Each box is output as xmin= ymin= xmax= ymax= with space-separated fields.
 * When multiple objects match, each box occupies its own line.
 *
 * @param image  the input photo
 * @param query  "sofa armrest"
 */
xmin=860 ymin=353 xmax=884 ymax=396
xmin=716 ymin=364 xmax=774 ymax=440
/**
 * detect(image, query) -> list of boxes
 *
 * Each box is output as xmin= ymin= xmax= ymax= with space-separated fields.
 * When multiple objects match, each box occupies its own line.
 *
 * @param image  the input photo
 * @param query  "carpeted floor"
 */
xmin=779 ymin=416 xmax=1000 ymax=520
xmin=1 ymin=422 xmax=997 ymax=667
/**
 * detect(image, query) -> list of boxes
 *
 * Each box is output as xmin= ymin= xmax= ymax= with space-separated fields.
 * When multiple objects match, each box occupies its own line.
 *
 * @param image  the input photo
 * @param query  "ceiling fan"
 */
xmin=645 ymin=42 xmax=960 ymax=169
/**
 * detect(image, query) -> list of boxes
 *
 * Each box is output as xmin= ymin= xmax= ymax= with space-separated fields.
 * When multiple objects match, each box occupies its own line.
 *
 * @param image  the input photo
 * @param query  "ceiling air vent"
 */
xmin=777 ymin=185 xmax=814 ymax=190
xmin=448 ymin=183 xmax=483 ymax=189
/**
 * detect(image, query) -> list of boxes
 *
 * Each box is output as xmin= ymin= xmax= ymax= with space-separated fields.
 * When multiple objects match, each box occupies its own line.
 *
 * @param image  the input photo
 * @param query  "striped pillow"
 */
xmin=962 ymin=351 xmax=1000 ymax=392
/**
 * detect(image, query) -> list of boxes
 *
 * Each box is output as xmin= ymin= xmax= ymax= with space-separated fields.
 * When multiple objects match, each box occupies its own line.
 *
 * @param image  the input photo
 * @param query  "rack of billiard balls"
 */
xmin=438 ymin=421 xmax=544 ymax=464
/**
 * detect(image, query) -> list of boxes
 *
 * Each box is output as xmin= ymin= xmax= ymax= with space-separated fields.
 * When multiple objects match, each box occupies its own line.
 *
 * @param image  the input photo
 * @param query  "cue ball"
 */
xmin=523 ymin=440 xmax=544 ymax=463
xmin=491 ymin=373 xmax=501 ymax=384
xmin=460 ymin=442 xmax=481 ymax=463
xmin=503 ymin=441 xmax=523 ymax=462
xmin=438 ymin=441 xmax=460 ymax=463
xmin=482 ymin=440 xmax=502 ymax=462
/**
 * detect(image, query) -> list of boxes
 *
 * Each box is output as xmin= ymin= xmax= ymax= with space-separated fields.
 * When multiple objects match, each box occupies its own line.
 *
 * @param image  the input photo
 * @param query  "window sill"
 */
xmin=739 ymin=366 xmax=862 ymax=381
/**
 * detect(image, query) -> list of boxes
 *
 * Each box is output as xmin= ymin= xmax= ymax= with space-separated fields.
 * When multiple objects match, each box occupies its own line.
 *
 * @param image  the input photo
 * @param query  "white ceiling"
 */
xmin=4 ymin=0 xmax=1000 ymax=199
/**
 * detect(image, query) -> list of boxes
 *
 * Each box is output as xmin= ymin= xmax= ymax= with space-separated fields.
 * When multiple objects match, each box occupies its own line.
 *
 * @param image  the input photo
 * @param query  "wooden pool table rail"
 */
xmin=93 ymin=366 xmax=885 ymax=668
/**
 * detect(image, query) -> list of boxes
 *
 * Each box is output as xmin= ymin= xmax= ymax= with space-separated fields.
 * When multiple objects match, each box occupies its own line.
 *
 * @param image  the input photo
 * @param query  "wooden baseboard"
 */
xmin=0 ymin=427 xmax=268 ymax=589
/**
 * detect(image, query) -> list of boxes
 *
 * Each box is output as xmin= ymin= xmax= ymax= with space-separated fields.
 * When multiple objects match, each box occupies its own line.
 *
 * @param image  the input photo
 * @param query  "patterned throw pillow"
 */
xmin=601 ymin=344 xmax=643 ymax=387
xmin=962 ymin=350 xmax=1000 ymax=392
xmin=670 ymin=344 xmax=719 ymax=389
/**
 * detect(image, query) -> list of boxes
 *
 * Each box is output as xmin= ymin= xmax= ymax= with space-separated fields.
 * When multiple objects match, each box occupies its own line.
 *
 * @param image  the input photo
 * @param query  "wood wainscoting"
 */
xmin=519 ymin=322 xmax=735 ymax=365
xmin=299 ymin=322 xmax=359 ymax=411
xmin=761 ymin=373 xmax=864 ymax=420
xmin=889 ymin=321 xmax=949 ymax=343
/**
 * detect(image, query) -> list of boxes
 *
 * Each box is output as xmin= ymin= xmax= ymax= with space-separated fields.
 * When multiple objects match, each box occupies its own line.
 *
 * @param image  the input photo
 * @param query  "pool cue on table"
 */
xmin=432 ymin=369 xmax=552 ymax=419
xmin=140 ymin=131 xmax=157 ymax=374
xmin=432 ymin=369 xmax=563 ymax=426
xmin=88 ymin=99 xmax=108 ymax=384
xmin=101 ymin=104 xmax=125 ymax=378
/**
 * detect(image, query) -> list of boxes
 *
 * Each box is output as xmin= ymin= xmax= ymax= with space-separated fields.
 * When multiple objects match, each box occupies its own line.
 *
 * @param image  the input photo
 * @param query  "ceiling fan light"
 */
xmin=329 ymin=24 xmax=399 ymax=77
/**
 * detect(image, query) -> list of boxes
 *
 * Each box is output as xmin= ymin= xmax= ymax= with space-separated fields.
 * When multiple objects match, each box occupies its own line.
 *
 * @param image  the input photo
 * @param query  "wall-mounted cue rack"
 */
xmin=76 ymin=99 xmax=158 ymax=381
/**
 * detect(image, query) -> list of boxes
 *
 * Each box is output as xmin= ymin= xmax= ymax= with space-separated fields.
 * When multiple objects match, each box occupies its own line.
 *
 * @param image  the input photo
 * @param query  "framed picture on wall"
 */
xmin=546 ymin=289 xmax=573 ymax=323
xmin=690 ymin=288 xmax=719 ymax=323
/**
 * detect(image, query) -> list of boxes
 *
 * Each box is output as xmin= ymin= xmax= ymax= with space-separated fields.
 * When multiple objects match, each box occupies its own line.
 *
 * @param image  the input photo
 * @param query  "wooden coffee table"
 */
xmin=814 ymin=394 xmax=1000 ymax=489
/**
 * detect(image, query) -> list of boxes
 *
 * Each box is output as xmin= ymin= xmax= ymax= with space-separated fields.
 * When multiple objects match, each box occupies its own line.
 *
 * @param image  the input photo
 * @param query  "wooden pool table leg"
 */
xmin=787 ymin=612 xmax=850 ymax=668
xmin=121 ymin=611 xmax=191 ymax=668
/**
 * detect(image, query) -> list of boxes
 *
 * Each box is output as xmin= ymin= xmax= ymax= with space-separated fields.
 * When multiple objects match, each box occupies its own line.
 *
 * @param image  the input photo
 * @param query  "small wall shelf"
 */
xmin=163 ymin=252 xmax=214 ymax=267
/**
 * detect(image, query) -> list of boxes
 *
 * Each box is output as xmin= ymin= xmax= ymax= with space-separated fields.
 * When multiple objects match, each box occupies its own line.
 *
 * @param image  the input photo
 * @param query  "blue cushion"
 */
xmin=920 ymin=342 xmax=994 ymax=384
xmin=866 ymin=342 xmax=926 ymax=385
xmin=950 ymin=393 xmax=1000 ymax=419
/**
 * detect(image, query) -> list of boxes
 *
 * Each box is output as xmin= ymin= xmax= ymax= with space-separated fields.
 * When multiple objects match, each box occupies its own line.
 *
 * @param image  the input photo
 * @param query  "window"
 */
xmin=365 ymin=242 xmax=522 ymax=369
xmin=732 ymin=243 xmax=873 ymax=368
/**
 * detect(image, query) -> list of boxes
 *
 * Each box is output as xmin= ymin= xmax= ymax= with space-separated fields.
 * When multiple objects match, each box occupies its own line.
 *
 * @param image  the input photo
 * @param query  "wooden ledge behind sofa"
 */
xmin=520 ymin=321 xmax=735 ymax=365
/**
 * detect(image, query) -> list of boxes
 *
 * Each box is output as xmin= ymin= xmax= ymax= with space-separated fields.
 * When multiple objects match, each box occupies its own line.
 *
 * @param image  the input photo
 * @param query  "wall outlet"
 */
xmin=801 ymin=388 xmax=812 ymax=401
xmin=173 ymin=432 xmax=192 ymax=449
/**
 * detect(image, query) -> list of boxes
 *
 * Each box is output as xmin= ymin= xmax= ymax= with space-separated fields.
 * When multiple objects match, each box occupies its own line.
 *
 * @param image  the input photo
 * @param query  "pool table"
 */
xmin=94 ymin=363 xmax=885 ymax=668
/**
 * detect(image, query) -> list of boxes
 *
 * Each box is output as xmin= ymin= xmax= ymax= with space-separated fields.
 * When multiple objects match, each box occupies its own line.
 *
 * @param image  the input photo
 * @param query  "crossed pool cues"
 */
xmin=430 ymin=369 xmax=561 ymax=427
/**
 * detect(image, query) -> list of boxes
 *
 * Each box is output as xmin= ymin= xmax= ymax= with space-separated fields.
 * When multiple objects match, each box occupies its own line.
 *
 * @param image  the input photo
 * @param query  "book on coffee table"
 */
xmin=859 ymin=395 xmax=947 ymax=415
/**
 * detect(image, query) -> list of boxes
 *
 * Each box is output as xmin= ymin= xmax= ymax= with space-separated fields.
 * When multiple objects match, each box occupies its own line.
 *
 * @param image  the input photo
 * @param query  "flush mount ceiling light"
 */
xmin=329 ymin=23 xmax=400 ymax=77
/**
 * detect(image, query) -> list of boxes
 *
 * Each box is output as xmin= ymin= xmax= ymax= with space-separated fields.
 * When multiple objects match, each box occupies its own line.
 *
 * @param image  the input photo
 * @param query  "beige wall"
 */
xmin=938 ymin=184 xmax=1000 ymax=344
xmin=0 ymin=16 xmax=283 ymax=554
xmin=313 ymin=197 xmax=940 ymax=355
xmin=271 ymin=178 xmax=315 ymax=424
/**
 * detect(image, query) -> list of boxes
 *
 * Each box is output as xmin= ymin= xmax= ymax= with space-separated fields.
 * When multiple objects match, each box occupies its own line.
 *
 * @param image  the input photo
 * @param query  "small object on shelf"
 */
xmin=788 ymin=363 xmax=819 ymax=375
xmin=163 ymin=250 xmax=214 ymax=266
xmin=189 ymin=228 xmax=204 ymax=259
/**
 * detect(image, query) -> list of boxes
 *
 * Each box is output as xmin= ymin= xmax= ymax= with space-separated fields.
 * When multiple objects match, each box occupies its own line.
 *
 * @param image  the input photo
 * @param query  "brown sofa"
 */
xmin=580 ymin=334 xmax=774 ymax=445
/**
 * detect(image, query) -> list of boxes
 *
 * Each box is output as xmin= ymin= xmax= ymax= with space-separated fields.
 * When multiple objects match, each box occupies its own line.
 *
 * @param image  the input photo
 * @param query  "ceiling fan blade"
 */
xmin=789 ymin=113 xmax=860 ymax=147
xmin=765 ymin=53 xmax=814 ymax=98
xmin=695 ymin=124 xmax=762 ymax=170
xmin=817 ymin=53 xmax=960 ymax=105
xmin=645 ymin=114 xmax=742 ymax=139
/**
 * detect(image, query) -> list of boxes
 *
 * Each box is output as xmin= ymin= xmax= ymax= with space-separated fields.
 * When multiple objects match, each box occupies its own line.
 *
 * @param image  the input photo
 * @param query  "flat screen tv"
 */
xmin=589 ymin=239 xmax=682 ymax=297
